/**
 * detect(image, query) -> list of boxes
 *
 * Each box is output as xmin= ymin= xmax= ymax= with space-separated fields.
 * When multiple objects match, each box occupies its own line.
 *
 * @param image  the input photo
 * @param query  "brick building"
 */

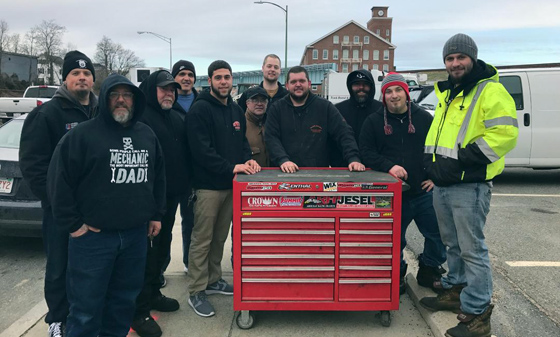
xmin=300 ymin=6 xmax=396 ymax=74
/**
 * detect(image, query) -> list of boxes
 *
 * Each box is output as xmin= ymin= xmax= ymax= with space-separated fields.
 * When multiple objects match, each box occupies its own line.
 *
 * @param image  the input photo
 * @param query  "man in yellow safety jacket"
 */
xmin=420 ymin=33 xmax=518 ymax=337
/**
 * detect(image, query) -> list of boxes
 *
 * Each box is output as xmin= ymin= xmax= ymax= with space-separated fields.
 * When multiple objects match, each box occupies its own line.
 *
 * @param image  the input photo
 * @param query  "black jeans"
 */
xmin=134 ymin=195 xmax=179 ymax=318
xmin=42 ymin=206 xmax=69 ymax=324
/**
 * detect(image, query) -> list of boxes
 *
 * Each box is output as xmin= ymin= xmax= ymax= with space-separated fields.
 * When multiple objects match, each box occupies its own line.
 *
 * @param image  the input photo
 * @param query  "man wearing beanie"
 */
xmin=19 ymin=50 xmax=98 ymax=337
xmin=360 ymin=72 xmax=447 ymax=297
xmin=420 ymin=34 xmax=518 ymax=337
xmin=236 ymin=54 xmax=289 ymax=111
xmin=330 ymin=69 xmax=384 ymax=167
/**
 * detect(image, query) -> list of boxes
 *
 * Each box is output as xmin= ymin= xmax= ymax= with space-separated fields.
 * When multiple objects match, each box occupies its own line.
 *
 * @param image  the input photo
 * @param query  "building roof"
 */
xmin=300 ymin=20 xmax=396 ymax=64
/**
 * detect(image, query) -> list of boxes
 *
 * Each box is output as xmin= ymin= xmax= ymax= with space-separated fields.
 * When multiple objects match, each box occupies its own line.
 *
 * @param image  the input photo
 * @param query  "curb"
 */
xmin=0 ymin=300 xmax=46 ymax=337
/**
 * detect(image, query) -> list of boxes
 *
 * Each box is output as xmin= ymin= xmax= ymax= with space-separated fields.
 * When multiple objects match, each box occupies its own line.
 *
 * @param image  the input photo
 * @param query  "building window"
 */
xmin=333 ymin=35 xmax=339 ymax=44
xmin=312 ymin=85 xmax=318 ymax=91
xmin=363 ymin=50 xmax=369 ymax=60
xmin=373 ymin=50 xmax=379 ymax=60
xmin=383 ymin=64 xmax=389 ymax=72
xmin=352 ymin=64 xmax=359 ymax=71
xmin=364 ymin=36 xmax=370 ymax=44
xmin=342 ymin=63 xmax=349 ymax=73
xmin=323 ymin=49 xmax=328 ymax=60
xmin=354 ymin=36 xmax=359 ymax=44
xmin=312 ymin=49 xmax=318 ymax=60
xmin=376 ymin=29 xmax=380 ymax=35
xmin=343 ymin=35 xmax=349 ymax=44
xmin=342 ymin=49 xmax=349 ymax=59
xmin=373 ymin=64 xmax=379 ymax=70
xmin=383 ymin=50 xmax=389 ymax=60
xmin=363 ymin=64 xmax=369 ymax=70
xmin=333 ymin=49 xmax=339 ymax=60
xmin=353 ymin=49 xmax=359 ymax=59
xmin=386 ymin=29 xmax=390 ymax=37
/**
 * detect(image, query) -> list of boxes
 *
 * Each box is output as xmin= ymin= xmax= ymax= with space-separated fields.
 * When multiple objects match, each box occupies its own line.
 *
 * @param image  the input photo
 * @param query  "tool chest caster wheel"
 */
xmin=236 ymin=310 xmax=255 ymax=329
xmin=380 ymin=311 xmax=391 ymax=327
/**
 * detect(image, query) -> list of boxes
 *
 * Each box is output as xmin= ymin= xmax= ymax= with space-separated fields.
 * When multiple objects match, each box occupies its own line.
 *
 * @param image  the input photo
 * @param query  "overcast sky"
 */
xmin=3 ymin=0 xmax=560 ymax=74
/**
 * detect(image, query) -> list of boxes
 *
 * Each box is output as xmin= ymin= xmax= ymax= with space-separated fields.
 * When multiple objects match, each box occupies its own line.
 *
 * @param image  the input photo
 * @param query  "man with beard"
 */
xmin=360 ymin=72 xmax=447 ymax=297
xmin=186 ymin=60 xmax=260 ymax=317
xmin=330 ymin=69 xmax=384 ymax=167
xmin=265 ymin=66 xmax=365 ymax=173
xmin=236 ymin=54 xmax=288 ymax=111
xmin=169 ymin=60 xmax=197 ymax=275
xmin=19 ymin=50 xmax=98 ymax=337
xmin=131 ymin=70 xmax=189 ymax=337
xmin=46 ymin=73 xmax=165 ymax=337
xmin=420 ymin=34 xmax=518 ymax=337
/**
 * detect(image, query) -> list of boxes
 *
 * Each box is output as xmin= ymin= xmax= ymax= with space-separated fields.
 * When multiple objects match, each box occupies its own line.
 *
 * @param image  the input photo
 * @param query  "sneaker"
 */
xmin=48 ymin=322 xmax=63 ymax=337
xmin=184 ymin=265 xmax=189 ymax=274
xmin=151 ymin=294 xmax=180 ymax=312
xmin=131 ymin=315 xmax=162 ymax=337
xmin=188 ymin=292 xmax=215 ymax=317
xmin=445 ymin=304 xmax=494 ymax=337
xmin=417 ymin=259 xmax=446 ymax=290
xmin=206 ymin=278 xmax=233 ymax=295
xmin=420 ymin=285 xmax=464 ymax=314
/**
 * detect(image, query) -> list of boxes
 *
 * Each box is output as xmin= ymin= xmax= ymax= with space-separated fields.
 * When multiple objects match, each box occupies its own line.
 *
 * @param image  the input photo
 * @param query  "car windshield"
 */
xmin=418 ymin=90 xmax=439 ymax=111
xmin=0 ymin=119 xmax=24 ymax=149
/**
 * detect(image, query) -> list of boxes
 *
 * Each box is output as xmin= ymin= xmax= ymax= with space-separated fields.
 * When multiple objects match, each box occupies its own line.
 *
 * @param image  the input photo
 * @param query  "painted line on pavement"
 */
xmin=493 ymin=193 xmax=560 ymax=197
xmin=506 ymin=261 xmax=560 ymax=267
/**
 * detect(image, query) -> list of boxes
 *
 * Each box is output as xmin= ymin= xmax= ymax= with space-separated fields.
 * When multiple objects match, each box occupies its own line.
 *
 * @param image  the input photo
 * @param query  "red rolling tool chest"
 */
xmin=233 ymin=168 xmax=402 ymax=329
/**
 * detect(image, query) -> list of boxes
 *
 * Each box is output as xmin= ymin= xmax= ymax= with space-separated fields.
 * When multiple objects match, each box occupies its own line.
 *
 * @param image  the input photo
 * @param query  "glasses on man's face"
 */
xmin=248 ymin=98 xmax=268 ymax=104
xmin=109 ymin=92 xmax=134 ymax=101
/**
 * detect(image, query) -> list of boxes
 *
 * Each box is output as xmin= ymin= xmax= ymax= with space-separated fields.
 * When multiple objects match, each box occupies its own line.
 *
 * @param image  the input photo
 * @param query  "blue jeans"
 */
xmin=400 ymin=191 xmax=447 ymax=275
xmin=66 ymin=226 xmax=147 ymax=337
xmin=42 ymin=205 xmax=69 ymax=324
xmin=433 ymin=182 xmax=493 ymax=315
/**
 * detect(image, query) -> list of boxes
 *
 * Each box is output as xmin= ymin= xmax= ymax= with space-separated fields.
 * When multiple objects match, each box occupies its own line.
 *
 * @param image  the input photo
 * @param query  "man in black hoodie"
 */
xmin=19 ymin=50 xmax=98 ymax=337
xmin=46 ymin=74 xmax=166 ymax=337
xmin=360 ymin=72 xmax=447 ymax=296
xmin=186 ymin=60 xmax=260 ymax=317
xmin=330 ymin=69 xmax=384 ymax=167
xmin=265 ymin=66 xmax=365 ymax=173
xmin=131 ymin=70 xmax=189 ymax=337
xmin=236 ymin=54 xmax=288 ymax=111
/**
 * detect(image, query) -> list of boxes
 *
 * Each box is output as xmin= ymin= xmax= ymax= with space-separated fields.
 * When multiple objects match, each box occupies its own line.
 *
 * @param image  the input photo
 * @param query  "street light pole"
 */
xmin=137 ymin=31 xmax=172 ymax=71
xmin=254 ymin=1 xmax=288 ymax=79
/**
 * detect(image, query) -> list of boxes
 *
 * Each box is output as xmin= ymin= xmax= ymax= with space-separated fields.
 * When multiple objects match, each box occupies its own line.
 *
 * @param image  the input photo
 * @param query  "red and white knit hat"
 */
xmin=380 ymin=72 xmax=415 ymax=135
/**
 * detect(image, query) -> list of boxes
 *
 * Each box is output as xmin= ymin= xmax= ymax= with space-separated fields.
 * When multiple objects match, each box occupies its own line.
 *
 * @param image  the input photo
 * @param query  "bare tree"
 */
xmin=34 ymin=20 xmax=66 ymax=85
xmin=113 ymin=44 xmax=144 ymax=76
xmin=8 ymin=33 xmax=20 ymax=53
xmin=21 ymin=27 xmax=39 ymax=56
xmin=94 ymin=36 xmax=144 ymax=78
xmin=94 ymin=36 xmax=117 ymax=79
xmin=0 ymin=20 xmax=9 ymax=75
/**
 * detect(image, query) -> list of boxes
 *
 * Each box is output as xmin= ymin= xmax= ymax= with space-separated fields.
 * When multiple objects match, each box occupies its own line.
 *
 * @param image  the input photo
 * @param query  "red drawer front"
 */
xmin=339 ymin=222 xmax=393 ymax=231
xmin=242 ymin=268 xmax=335 ymax=278
xmin=242 ymin=221 xmax=334 ymax=230
xmin=241 ymin=281 xmax=334 ymax=301
xmin=242 ymin=244 xmax=335 ymax=254
xmin=339 ymin=243 xmax=392 ymax=255
xmin=338 ymin=266 xmax=392 ymax=278
xmin=242 ymin=254 xmax=335 ymax=266
xmin=339 ymin=257 xmax=392 ymax=267
xmin=243 ymin=233 xmax=335 ymax=242
xmin=339 ymin=231 xmax=393 ymax=242
xmin=338 ymin=279 xmax=392 ymax=302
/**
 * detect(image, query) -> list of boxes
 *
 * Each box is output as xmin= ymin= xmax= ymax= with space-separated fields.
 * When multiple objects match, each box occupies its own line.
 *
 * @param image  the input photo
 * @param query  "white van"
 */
xmin=418 ymin=67 xmax=560 ymax=169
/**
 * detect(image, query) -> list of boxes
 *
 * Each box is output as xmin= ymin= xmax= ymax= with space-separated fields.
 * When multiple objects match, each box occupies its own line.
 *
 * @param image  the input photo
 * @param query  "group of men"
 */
xmin=18 ymin=32 xmax=518 ymax=337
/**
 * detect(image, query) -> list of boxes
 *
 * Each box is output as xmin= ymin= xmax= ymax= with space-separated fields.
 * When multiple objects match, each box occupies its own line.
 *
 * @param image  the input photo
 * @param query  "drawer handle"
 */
xmin=242 ymin=278 xmax=334 ymax=283
xmin=242 ymin=266 xmax=335 ymax=271
xmin=340 ymin=243 xmax=392 ymax=247
xmin=339 ymin=279 xmax=391 ymax=284
xmin=242 ymin=254 xmax=335 ymax=259
xmin=339 ymin=266 xmax=392 ymax=271
xmin=242 ymin=230 xmax=335 ymax=235
xmin=242 ymin=218 xmax=335 ymax=222
xmin=242 ymin=242 xmax=335 ymax=247
xmin=340 ymin=218 xmax=393 ymax=223
xmin=339 ymin=230 xmax=392 ymax=235
xmin=340 ymin=254 xmax=392 ymax=259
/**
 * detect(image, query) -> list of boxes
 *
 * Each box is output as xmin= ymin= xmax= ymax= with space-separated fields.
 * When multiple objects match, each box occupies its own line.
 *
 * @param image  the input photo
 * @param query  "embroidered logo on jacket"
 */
xmin=233 ymin=121 xmax=241 ymax=131
xmin=65 ymin=122 xmax=79 ymax=131
xmin=310 ymin=125 xmax=323 ymax=134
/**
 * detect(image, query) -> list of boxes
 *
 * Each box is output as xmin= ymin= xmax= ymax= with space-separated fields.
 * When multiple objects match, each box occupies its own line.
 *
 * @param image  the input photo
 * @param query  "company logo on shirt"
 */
xmin=109 ymin=137 xmax=149 ymax=184
xmin=233 ymin=121 xmax=241 ymax=131
xmin=65 ymin=122 xmax=79 ymax=131
xmin=310 ymin=125 xmax=322 ymax=134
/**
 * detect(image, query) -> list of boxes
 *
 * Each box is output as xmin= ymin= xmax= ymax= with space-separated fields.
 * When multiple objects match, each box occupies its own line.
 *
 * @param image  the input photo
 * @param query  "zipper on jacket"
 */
xmin=433 ymin=99 xmax=452 ymax=155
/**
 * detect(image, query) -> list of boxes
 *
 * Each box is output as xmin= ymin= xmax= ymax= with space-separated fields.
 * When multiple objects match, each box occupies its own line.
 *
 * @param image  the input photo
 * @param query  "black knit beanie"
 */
xmin=62 ymin=50 xmax=96 ymax=81
xmin=172 ymin=60 xmax=196 ymax=83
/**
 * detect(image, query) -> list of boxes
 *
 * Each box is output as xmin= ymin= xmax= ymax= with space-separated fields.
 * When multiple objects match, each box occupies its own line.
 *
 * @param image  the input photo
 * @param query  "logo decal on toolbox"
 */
xmin=323 ymin=182 xmax=337 ymax=191
xmin=361 ymin=184 xmax=388 ymax=190
xmin=278 ymin=183 xmax=313 ymax=191
xmin=336 ymin=195 xmax=375 ymax=208
xmin=247 ymin=197 xmax=280 ymax=208
xmin=246 ymin=185 xmax=273 ymax=191
xmin=280 ymin=196 xmax=304 ymax=207
xmin=303 ymin=196 xmax=338 ymax=208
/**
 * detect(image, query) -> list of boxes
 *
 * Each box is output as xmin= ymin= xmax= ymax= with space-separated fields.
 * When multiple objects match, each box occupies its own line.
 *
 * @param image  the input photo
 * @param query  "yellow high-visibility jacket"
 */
xmin=424 ymin=64 xmax=518 ymax=186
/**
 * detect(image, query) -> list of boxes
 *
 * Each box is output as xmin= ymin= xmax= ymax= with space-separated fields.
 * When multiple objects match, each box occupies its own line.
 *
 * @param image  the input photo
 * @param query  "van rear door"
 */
xmin=500 ymin=73 xmax=531 ymax=166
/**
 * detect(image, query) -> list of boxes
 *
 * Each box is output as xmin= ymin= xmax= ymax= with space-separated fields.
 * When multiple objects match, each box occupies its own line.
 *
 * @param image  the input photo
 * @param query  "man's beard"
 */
xmin=74 ymin=88 xmax=90 ymax=101
xmin=211 ymin=84 xmax=232 ymax=99
xmin=353 ymin=90 xmax=370 ymax=104
xmin=112 ymin=106 xmax=133 ymax=125
xmin=290 ymin=89 xmax=309 ymax=104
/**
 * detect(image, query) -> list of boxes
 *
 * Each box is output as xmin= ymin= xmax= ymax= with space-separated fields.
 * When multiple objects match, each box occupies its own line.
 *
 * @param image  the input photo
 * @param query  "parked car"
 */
xmin=0 ymin=85 xmax=58 ymax=124
xmin=0 ymin=114 xmax=42 ymax=237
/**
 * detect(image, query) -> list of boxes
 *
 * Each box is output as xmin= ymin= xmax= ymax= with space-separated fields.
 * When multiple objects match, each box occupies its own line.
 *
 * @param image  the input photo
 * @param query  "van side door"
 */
xmin=500 ymin=73 xmax=531 ymax=166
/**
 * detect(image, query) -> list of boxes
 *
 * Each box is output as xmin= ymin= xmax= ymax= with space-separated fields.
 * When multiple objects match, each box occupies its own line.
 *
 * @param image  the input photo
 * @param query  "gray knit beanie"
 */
xmin=442 ymin=33 xmax=478 ymax=63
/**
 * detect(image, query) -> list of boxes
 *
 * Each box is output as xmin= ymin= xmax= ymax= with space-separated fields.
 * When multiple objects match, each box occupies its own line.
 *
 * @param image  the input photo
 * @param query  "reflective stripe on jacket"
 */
xmin=424 ymin=65 xmax=518 ymax=186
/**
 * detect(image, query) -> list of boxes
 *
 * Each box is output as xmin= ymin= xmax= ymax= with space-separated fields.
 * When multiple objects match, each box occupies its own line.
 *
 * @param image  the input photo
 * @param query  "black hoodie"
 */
xmin=360 ymin=103 xmax=433 ymax=196
xmin=186 ymin=90 xmax=251 ymax=190
xmin=331 ymin=69 xmax=384 ymax=167
xmin=19 ymin=84 xmax=98 ymax=205
xmin=47 ymin=74 xmax=166 ymax=233
xmin=139 ymin=70 xmax=190 ymax=197
xmin=265 ymin=92 xmax=360 ymax=167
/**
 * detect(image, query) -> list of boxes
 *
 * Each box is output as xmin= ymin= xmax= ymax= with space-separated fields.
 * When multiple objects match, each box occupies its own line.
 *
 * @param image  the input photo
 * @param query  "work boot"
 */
xmin=399 ymin=264 xmax=407 ymax=295
xmin=131 ymin=315 xmax=162 ymax=337
xmin=417 ymin=257 xmax=446 ymax=290
xmin=151 ymin=294 xmax=180 ymax=312
xmin=445 ymin=304 xmax=494 ymax=337
xmin=420 ymin=284 xmax=465 ymax=314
